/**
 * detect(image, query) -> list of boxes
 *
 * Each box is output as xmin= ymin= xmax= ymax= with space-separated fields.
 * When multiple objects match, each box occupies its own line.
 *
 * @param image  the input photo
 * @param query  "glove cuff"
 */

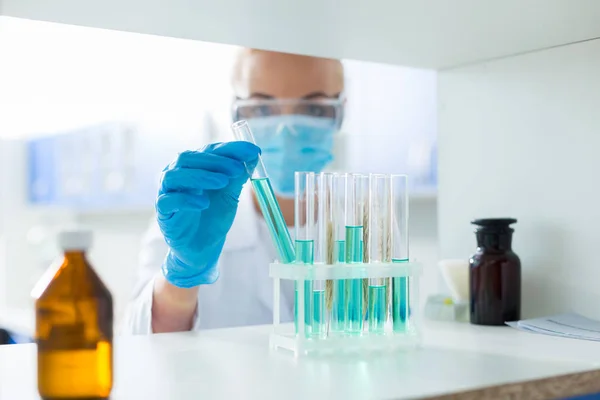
xmin=161 ymin=250 xmax=220 ymax=288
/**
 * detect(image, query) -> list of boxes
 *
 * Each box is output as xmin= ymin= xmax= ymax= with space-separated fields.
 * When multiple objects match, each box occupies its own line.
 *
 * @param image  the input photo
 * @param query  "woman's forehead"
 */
xmin=233 ymin=50 xmax=344 ymax=99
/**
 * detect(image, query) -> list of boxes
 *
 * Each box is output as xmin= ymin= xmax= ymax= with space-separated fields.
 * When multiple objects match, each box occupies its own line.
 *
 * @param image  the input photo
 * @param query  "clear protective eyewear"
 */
xmin=232 ymin=96 xmax=344 ymax=128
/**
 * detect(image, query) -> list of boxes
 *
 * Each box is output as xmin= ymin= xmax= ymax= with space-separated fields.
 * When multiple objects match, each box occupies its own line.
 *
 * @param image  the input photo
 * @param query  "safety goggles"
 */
xmin=232 ymin=97 xmax=344 ymax=128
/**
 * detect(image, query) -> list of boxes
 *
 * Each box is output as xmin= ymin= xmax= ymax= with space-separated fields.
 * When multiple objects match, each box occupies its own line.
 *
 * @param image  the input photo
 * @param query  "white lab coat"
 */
xmin=122 ymin=186 xmax=295 ymax=334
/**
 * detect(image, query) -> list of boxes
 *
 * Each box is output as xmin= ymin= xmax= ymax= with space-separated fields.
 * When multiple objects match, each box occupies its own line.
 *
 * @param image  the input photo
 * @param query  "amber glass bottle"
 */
xmin=32 ymin=230 xmax=113 ymax=400
xmin=469 ymin=218 xmax=521 ymax=326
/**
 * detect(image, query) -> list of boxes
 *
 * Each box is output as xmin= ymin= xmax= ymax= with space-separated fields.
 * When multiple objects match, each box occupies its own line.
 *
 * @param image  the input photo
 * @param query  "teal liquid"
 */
xmin=331 ymin=240 xmax=346 ymax=333
xmin=345 ymin=226 xmax=364 ymax=334
xmin=311 ymin=290 xmax=326 ymax=338
xmin=294 ymin=240 xmax=314 ymax=337
xmin=345 ymin=226 xmax=363 ymax=263
xmin=295 ymin=239 xmax=314 ymax=263
xmin=392 ymin=258 xmax=410 ymax=332
xmin=251 ymin=178 xmax=295 ymax=264
xmin=368 ymin=285 xmax=387 ymax=334
xmin=335 ymin=240 xmax=345 ymax=263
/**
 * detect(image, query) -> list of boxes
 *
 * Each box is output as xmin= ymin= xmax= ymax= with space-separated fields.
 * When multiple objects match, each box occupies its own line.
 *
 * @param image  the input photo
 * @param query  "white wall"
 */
xmin=0 ymin=140 xmax=77 ymax=312
xmin=438 ymin=38 xmax=600 ymax=320
xmin=0 ymin=17 xmax=238 ymax=139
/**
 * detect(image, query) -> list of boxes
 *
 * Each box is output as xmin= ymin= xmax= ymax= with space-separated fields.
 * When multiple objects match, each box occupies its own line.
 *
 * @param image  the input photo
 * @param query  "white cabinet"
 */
xmin=3 ymin=1 xmax=600 ymax=69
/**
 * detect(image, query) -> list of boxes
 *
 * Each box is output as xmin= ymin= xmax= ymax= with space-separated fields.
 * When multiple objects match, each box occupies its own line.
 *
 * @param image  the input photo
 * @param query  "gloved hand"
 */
xmin=156 ymin=141 xmax=260 ymax=288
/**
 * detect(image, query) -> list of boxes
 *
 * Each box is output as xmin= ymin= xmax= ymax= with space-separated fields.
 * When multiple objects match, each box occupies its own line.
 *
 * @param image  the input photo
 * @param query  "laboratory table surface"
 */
xmin=1 ymin=320 xmax=599 ymax=400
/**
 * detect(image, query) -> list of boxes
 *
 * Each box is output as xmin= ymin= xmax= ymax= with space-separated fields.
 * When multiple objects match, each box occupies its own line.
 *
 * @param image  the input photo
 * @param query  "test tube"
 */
xmin=294 ymin=171 xmax=315 ymax=337
xmin=390 ymin=174 xmax=410 ymax=332
xmin=330 ymin=173 xmax=347 ymax=334
xmin=367 ymin=174 xmax=390 ymax=334
xmin=345 ymin=173 xmax=369 ymax=335
xmin=231 ymin=121 xmax=295 ymax=264
xmin=312 ymin=172 xmax=332 ymax=338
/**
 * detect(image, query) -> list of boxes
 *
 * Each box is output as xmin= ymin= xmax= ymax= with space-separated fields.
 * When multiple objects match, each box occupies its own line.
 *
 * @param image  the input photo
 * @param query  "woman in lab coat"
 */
xmin=123 ymin=49 xmax=345 ymax=334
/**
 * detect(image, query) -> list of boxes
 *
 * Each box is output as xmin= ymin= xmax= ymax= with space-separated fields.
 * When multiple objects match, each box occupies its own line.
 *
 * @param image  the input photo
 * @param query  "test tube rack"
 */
xmin=269 ymin=261 xmax=422 ymax=356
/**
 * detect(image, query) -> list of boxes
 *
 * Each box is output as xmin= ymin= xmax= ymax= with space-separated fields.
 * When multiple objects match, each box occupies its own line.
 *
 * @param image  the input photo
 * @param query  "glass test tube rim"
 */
xmin=231 ymin=119 xmax=248 ymax=131
xmin=370 ymin=172 xmax=388 ymax=179
xmin=231 ymin=120 xmax=268 ymax=179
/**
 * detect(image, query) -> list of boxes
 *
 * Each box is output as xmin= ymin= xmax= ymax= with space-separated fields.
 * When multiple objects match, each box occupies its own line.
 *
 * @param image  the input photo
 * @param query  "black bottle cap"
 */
xmin=471 ymin=218 xmax=517 ymax=227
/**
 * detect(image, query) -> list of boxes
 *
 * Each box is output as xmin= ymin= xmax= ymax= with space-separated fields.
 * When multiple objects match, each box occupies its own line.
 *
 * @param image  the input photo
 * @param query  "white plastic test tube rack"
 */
xmin=269 ymin=261 xmax=422 ymax=356
xmin=269 ymin=172 xmax=422 ymax=357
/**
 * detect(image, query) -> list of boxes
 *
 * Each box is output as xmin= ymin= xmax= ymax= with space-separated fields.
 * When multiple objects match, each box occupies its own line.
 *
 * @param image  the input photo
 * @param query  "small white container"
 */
xmin=438 ymin=259 xmax=470 ymax=304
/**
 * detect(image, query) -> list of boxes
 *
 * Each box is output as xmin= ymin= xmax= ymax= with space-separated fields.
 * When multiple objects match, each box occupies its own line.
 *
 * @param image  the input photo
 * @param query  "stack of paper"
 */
xmin=507 ymin=313 xmax=600 ymax=342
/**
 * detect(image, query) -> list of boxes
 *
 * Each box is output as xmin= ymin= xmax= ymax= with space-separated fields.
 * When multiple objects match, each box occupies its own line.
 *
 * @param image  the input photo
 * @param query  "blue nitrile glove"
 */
xmin=155 ymin=141 xmax=260 ymax=288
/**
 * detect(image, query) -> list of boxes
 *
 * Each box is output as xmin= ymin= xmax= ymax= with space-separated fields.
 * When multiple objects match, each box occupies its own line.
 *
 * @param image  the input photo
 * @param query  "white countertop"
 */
xmin=1 ymin=320 xmax=599 ymax=400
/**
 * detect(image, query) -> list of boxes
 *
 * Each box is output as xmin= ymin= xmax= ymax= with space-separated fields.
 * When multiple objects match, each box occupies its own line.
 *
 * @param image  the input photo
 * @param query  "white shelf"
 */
xmin=3 ymin=1 xmax=600 ymax=69
xmin=1 ymin=320 xmax=599 ymax=399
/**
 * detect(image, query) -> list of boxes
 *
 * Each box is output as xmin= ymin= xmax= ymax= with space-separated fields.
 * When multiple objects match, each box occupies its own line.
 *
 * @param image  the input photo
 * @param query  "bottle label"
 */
xmin=36 ymin=298 xmax=113 ymax=350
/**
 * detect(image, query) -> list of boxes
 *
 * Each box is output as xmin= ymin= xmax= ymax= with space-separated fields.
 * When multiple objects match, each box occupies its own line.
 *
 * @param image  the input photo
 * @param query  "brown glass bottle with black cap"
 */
xmin=469 ymin=218 xmax=521 ymax=325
